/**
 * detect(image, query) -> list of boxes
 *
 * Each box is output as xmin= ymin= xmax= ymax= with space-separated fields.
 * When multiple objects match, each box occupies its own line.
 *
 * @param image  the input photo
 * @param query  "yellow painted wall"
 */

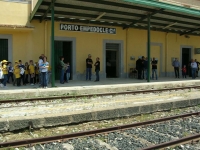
xmin=0 ymin=20 xmax=45 ymax=63
xmin=0 ymin=1 xmax=31 ymax=26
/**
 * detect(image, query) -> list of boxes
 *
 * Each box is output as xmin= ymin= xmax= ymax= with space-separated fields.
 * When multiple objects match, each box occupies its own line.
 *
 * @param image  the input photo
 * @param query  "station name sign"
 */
xmin=60 ymin=24 xmax=116 ymax=34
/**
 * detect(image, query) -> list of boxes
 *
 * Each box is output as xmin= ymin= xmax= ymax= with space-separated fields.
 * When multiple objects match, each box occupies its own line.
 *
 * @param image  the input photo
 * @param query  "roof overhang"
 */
xmin=30 ymin=0 xmax=200 ymax=36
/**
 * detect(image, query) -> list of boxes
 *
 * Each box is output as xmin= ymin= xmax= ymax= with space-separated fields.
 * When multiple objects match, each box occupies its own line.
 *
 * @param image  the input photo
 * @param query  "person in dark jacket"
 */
xmin=136 ymin=57 xmax=142 ymax=79
xmin=141 ymin=56 xmax=145 ymax=79
xmin=144 ymin=57 xmax=148 ymax=80
xmin=86 ymin=54 xmax=93 ymax=81
xmin=94 ymin=57 xmax=100 ymax=82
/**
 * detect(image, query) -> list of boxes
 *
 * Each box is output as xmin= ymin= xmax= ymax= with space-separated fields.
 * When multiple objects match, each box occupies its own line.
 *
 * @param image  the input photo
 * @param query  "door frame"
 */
xmin=0 ymin=34 xmax=13 ymax=61
xmin=103 ymin=40 xmax=124 ymax=78
xmin=180 ymin=45 xmax=193 ymax=68
xmin=52 ymin=37 xmax=76 ymax=80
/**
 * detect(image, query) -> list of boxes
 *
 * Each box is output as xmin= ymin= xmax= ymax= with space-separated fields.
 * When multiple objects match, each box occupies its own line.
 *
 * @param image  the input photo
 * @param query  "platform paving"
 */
xmin=0 ymin=77 xmax=200 ymax=100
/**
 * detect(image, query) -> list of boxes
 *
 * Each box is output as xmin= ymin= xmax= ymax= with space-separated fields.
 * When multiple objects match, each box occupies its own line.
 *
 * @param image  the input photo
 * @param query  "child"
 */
xmin=182 ymin=65 xmax=187 ymax=78
xmin=14 ymin=64 xmax=21 ymax=86
xmin=29 ymin=60 xmax=35 ymax=85
xmin=66 ymin=62 xmax=70 ymax=83
xmin=24 ymin=62 xmax=29 ymax=84
xmin=1 ymin=60 xmax=8 ymax=88
xmin=7 ymin=62 xmax=14 ymax=83
xmin=0 ymin=61 xmax=3 ymax=87
xmin=13 ymin=61 xmax=19 ymax=86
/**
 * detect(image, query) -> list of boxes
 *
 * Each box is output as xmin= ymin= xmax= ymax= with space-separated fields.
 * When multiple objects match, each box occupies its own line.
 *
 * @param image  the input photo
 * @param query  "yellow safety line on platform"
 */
xmin=0 ymin=93 xmax=183 ymax=115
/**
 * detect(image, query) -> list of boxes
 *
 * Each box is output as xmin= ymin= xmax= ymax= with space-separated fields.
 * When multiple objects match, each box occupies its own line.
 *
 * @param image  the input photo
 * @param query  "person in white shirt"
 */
xmin=38 ymin=54 xmax=44 ymax=86
xmin=191 ymin=59 xmax=197 ymax=79
xmin=39 ymin=56 xmax=49 ymax=88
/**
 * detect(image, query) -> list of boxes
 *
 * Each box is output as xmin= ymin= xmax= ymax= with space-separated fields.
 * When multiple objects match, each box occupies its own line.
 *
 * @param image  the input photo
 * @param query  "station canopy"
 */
xmin=30 ymin=0 xmax=200 ymax=36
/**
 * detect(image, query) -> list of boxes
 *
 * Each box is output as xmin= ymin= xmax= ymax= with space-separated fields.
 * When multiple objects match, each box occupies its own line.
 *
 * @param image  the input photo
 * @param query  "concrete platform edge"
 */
xmin=1 ymin=80 xmax=200 ymax=100
xmin=0 ymin=98 xmax=200 ymax=132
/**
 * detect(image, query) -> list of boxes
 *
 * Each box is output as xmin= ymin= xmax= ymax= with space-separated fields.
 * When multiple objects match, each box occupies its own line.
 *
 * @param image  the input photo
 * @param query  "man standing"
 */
xmin=141 ymin=56 xmax=145 ymax=79
xmin=94 ymin=57 xmax=100 ymax=82
xmin=18 ymin=60 xmax=25 ymax=85
xmin=195 ymin=59 xmax=199 ymax=77
xmin=144 ymin=57 xmax=148 ymax=80
xmin=151 ymin=57 xmax=158 ymax=80
xmin=172 ymin=58 xmax=180 ymax=78
xmin=86 ymin=54 xmax=93 ymax=81
xmin=136 ymin=57 xmax=142 ymax=79
xmin=191 ymin=59 xmax=197 ymax=79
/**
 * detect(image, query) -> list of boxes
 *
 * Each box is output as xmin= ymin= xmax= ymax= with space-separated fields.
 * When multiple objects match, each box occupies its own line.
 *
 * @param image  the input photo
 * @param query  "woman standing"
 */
xmin=2 ymin=60 xmax=8 ymax=88
xmin=40 ymin=56 xmax=49 ymax=88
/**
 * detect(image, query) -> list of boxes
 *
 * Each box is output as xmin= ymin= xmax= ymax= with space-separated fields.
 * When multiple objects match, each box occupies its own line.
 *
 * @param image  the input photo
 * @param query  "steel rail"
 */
xmin=0 ymin=112 xmax=199 ymax=148
xmin=0 ymin=85 xmax=199 ymax=104
xmin=142 ymin=134 xmax=200 ymax=150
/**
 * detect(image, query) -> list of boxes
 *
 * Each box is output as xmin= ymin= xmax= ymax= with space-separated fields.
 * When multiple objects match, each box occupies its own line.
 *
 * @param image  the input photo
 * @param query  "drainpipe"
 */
xmin=51 ymin=0 xmax=55 ymax=87
xmin=126 ymin=28 xmax=128 ymax=78
xmin=147 ymin=15 xmax=151 ymax=82
xmin=165 ymin=33 xmax=168 ymax=77
xmin=44 ymin=21 xmax=47 ymax=56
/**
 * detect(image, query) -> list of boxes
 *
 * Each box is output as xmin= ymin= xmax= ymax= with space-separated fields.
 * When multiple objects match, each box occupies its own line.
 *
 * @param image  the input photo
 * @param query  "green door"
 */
xmin=0 ymin=39 xmax=8 ymax=61
xmin=54 ymin=41 xmax=63 ymax=80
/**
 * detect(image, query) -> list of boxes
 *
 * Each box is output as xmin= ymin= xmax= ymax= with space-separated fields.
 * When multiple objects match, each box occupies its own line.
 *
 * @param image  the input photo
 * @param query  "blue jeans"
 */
xmin=66 ymin=73 xmax=70 ymax=82
xmin=41 ymin=72 xmax=47 ymax=87
xmin=95 ymin=69 xmax=100 ymax=81
xmin=60 ymin=69 xmax=65 ymax=83
xmin=144 ymin=69 xmax=148 ymax=79
xmin=86 ymin=68 xmax=92 ymax=80
xmin=191 ymin=68 xmax=197 ymax=79
xmin=152 ymin=69 xmax=158 ymax=80
xmin=3 ymin=74 xmax=8 ymax=86
xmin=8 ymin=72 xmax=13 ymax=83
xmin=39 ymin=72 xmax=42 ymax=85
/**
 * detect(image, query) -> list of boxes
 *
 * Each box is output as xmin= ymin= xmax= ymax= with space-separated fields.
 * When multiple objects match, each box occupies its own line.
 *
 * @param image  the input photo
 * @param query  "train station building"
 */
xmin=0 ymin=0 xmax=200 ymax=83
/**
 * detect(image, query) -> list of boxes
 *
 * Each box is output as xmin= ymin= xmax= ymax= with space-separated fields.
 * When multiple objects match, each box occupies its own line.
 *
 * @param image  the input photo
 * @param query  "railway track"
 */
xmin=0 ymin=112 xmax=200 ymax=150
xmin=0 ymin=85 xmax=199 ymax=105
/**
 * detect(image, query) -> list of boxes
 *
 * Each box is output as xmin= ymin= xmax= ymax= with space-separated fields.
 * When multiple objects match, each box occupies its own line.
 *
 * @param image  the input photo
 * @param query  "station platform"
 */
xmin=0 ymin=77 xmax=200 ymax=100
xmin=1 ymin=77 xmax=200 ymax=132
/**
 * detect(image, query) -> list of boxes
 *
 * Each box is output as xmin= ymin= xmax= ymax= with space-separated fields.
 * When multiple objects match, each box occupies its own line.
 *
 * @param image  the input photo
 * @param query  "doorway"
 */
xmin=106 ymin=43 xmax=120 ymax=78
xmin=0 ymin=39 xmax=8 ymax=61
xmin=54 ymin=41 xmax=72 ymax=80
xmin=182 ymin=48 xmax=191 ymax=75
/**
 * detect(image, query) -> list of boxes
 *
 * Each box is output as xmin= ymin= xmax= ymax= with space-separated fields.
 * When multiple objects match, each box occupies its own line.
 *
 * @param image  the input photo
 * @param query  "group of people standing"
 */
xmin=58 ymin=54 xmax=100 ymax=84
xmin=0 ymin=54 xmax=50 ymax=88
xmin=136 ymin=56 xmax=158 ymax=80
xmin=172 ymin=58 xmax=199 ymax=79
xmin=85 ymin=54 xmax=100 ymax=82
